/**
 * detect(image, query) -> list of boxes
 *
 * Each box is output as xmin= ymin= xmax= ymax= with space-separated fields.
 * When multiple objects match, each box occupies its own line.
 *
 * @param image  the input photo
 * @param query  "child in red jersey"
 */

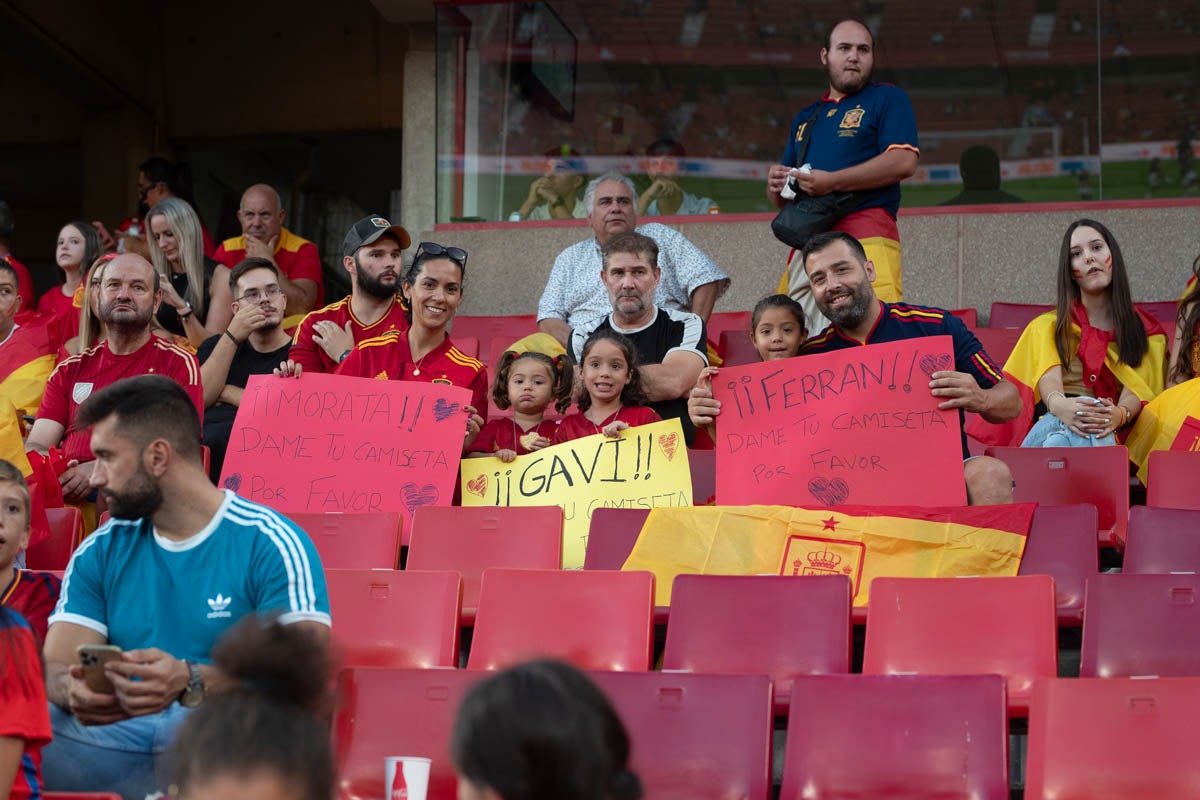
xmin=553 ymin=330 xmax=660 ymax=444
xmin=467 ymin=350 xmax=573 ymax=462
xmin=0 ymin=606 xmax=51 ymax=800
xmin=0 ymin=460 xmax=60 ymax=644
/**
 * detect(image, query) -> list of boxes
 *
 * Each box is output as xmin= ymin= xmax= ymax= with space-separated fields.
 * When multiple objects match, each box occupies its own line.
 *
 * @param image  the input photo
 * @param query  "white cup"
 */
xmin=384 ymin=756 xmax=431 ymax=800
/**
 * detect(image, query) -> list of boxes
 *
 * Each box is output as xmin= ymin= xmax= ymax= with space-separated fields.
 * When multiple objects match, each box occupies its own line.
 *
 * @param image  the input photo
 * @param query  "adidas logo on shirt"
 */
xmin=207 ymin=593 xmax=233 ymax=619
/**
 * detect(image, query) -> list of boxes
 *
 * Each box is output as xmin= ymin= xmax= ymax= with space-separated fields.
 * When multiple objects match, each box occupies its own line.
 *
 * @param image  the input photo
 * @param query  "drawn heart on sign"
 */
xmin=807 ymin=476 xmax=850 ymax=507
xmin=222 ymin=473 xmax=243 ymax=492
xmin=401 ymin=483 xmax=440 ymax=514
xmin=433 ymin=398 xmax=461 ymax=422
xmin=918 ymin=353 xmax=952 ymax=379
xmin=657 ymin=433 xmax=679 ymax=461
xmin=466 ymin=475 xmax=488 ymax=498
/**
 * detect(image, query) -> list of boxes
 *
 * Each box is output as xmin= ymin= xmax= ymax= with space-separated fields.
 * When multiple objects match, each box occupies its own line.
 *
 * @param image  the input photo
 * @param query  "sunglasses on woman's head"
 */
xmin=415 ymin=241 xmax=468 ymax=269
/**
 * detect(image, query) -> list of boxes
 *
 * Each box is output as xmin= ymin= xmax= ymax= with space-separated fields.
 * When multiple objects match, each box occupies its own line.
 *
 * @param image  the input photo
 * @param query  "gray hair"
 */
xmin=583 ymin=173 xmax=637 ymax=215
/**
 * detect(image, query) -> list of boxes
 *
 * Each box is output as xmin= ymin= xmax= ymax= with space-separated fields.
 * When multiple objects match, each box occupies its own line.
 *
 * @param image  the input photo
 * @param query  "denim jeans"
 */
xmin=1021 ymin=411 xmax=1116 ymax=448
xmin=41 ymin=703 xmax=191 ymax=800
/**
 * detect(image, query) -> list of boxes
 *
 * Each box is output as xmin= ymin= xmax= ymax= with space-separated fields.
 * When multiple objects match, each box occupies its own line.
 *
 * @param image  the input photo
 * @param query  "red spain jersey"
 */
xmin=2 ymin=568 xmax=60 ymax=645
xmin=213 ymin=227 xmax=325 ymax=307
xmin=552 ymin=405 xmax=661 ymax=445
xmin=290 ymin=294 xmax=410 ymax=374
xmin=336 ymin=329 xmax=489 ymax=417
xmin=467 ymin=417 xmax=562 ymax=456
xmin=40 ymin=337 xmax=203 ymax=462
xmin=0 ymin=607 xmax=51 ymax=800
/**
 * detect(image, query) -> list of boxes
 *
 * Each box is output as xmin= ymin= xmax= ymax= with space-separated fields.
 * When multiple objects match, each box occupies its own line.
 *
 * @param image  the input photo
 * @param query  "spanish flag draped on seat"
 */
xmin=967 ymin=307 xmax=1167 ymax=447
xmin=622 ymin=503 xmax=1035 ymax=607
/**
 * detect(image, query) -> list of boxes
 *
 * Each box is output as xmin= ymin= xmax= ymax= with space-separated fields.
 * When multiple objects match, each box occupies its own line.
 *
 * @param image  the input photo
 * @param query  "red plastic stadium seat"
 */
xmin=591 ymin=671 xmax=773 ymax=800
xmin=718 ymin=329 xmax=761 ymax=367
xmin=583 ymin=507 xmax=649 ymax=570
xmin=1080 ymin=573 xmax=1200 ymax=678
xmin=662 ymin=574 xmax=851 ymax=714
xmin=688 ymin=448 xmax=715 ymax=505
xmin=25 ymin=506 xmax=83 ymax=571
xmin=704 ymin=310 xmax=752 ymax=347
xmin=1026 ymin=677 xmax=1200 ymax=799
xmin=407 ymin=506 xmax=564 ymax=622
xmin=780 ymin=675 xmax=1009 ymax=798
xmin=288 ymin=511 xmax=402 ymax=568
xmin=949 ymin=307 xmax=979 ymax=329
xmin=1017 ymin=504 xmax=1100 ymax=625
xmin=468 ymin=568 xmax=654 ymax=670
xmin=450 ymin=314 xmax=538 ymax=365
xmin=1135 ymin=301 xmax=1180 ymax=334
xmin=863 ymin=575 xmax=1057 ymax=715
xmin=1146 ymin=450 xmax=1200 ymax=510
xmin=988 ymin=301 xmax=1051 ymax=329
xmin=1124 ymin=506 xmax=1200 ymax=574
xmin=985 ymin=445 xmax=1130 ymax=547
xmin=333 ymin=667 xmax=480 ymax=800
xmin=972 ymin=326 xmax=1022 ymax=366
xmin=324 ymin=569 xmax=462 ymax=668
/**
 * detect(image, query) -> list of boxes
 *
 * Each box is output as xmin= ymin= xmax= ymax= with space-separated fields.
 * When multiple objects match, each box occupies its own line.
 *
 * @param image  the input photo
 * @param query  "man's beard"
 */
xmin=106 ymin=468 xmax=164 ymax=519
xmin=357 ymin=258 xmax=400 ymax=300
xmin=100 ymin=301 xmax=153 ymax=332
xmin=819 ymin=281 xmax=874 ymax=329
xmin=828 ymin=63 xmax=870 ymax=96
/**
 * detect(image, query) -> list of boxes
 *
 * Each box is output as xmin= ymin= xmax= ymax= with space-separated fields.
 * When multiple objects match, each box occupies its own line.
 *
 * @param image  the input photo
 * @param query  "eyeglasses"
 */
xmin=137 ymin=183 xmax=155 ymax=200
xmin=415 ymin=242 xmax=468 ymax=269
xmin=237 ymin=285 xmax=283 ymax=303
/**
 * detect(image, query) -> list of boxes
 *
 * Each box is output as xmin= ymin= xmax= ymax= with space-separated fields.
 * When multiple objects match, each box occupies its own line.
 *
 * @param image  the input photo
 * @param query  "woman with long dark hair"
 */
xmin=970 ymin=219 xmax=1167 ymax=448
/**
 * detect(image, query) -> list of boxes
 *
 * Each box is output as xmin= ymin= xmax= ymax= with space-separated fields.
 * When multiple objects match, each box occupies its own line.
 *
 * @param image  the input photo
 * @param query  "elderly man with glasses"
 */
xmin=196 ymin=257 xmax=295 ymax=479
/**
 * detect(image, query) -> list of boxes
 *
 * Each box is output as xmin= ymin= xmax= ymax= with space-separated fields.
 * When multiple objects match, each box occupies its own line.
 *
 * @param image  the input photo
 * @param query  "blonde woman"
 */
xmin=146 ymin=198 xmax=232 ymax=347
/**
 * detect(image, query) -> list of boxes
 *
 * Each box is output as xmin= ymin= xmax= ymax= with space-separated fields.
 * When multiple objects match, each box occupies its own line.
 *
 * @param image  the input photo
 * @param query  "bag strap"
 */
xmin=793 ymin=104 xmax=824 ymax=168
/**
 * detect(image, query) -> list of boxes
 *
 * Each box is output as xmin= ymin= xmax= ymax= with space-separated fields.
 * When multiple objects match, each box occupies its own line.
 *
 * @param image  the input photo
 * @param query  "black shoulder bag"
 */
xmin=770 ymin=107 xmax=865 ymax=250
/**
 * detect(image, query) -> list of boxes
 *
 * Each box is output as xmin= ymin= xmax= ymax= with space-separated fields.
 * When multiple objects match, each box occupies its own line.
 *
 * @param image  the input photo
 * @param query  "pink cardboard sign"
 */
xmin=713 ymin=336 xmax=967 ymax=507
xmin=219 ymin=373 xmax=472 ymax=529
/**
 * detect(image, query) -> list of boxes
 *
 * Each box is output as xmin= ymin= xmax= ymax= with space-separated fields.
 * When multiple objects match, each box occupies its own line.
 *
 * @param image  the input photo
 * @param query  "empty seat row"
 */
xmin=333 ymin=667 xmax=1200 ymax=800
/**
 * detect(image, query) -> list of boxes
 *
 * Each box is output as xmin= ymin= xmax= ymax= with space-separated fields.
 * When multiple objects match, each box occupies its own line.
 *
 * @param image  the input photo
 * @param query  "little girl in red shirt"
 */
xmin=553 ymin=330 xmax=660 ymax=444
xmin=466 ymin=350 xmax=573 ymax=462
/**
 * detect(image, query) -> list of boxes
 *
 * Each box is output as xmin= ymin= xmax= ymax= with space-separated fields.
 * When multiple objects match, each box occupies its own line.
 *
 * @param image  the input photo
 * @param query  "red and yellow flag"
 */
xmin=0 ymin=311 xmax=60 ymax=417
xmin=968 ymin=310 xmax=1167 ymax=447
xmin=622 ymin=502 xmax=1035 ymax=606
xmin=1126 ymin=378 xmax=1200 ymax=483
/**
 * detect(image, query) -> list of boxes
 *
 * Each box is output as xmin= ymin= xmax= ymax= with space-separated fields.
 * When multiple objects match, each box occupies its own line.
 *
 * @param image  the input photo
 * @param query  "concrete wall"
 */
xmin=427 ymin=202 xmax=1200 ymax=322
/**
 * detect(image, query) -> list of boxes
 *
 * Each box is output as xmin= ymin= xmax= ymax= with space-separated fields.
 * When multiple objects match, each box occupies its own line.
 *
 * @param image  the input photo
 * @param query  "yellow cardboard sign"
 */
xmin=461 ymin=418 xmax=693 ymax=568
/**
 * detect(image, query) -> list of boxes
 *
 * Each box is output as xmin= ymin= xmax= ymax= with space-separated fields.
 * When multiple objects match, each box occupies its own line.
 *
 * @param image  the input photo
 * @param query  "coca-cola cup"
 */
xmin=384 ymin=756 xmax=431 ymax=800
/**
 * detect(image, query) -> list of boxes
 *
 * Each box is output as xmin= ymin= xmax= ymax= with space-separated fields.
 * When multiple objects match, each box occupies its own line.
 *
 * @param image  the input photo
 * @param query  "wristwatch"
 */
xmin=179 ymin=660 xmax=205 ymax=707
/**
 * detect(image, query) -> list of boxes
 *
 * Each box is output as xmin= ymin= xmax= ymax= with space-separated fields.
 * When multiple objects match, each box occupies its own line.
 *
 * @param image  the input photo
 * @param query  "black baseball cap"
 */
xmin=342 ymin=216 xmax=412 ymax=257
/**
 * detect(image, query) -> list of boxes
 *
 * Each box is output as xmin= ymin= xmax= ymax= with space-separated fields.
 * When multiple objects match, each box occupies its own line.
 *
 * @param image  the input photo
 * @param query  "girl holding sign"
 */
xmin=554 ymin=330 xmax=660 ymax=443
xmin=688 ymin=294 xmax=809 ymax=442
xmin=468 ymin=348 xmax=574 ymax=462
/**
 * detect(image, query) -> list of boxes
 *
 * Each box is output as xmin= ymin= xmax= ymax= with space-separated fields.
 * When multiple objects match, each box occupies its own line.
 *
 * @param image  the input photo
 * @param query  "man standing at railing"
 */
xmin=767 ymin=19 xmax=919 ymax=327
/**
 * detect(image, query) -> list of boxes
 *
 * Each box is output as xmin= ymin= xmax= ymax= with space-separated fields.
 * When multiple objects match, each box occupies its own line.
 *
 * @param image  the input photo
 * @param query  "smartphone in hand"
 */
xmin=77 ymin=644 xmax=122 ymax=694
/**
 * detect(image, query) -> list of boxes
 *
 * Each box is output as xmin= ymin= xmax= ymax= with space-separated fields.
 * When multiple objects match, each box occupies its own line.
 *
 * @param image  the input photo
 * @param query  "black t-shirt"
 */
xmin=196 ymin=334 xmax=293 ymax=426
xmin=157 ymin=257 xmax=219 ymax=335
xmin=572 ymin=307 xmax=708 ymax=445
